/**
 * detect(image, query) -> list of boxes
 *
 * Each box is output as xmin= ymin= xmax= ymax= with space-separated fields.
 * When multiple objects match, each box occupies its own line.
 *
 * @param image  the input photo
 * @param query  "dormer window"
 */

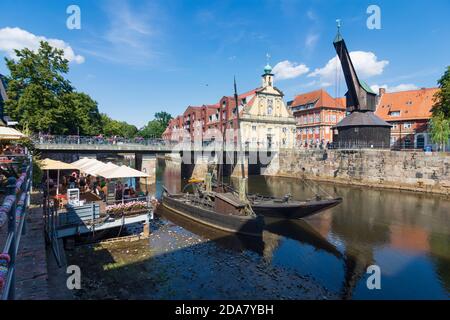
xmin=389 ymin=111 xmax=401 ymax=117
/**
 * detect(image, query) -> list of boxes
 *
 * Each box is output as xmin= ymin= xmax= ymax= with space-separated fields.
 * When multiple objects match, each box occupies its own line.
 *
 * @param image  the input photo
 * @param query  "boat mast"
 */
xmin=233 ymin=76 xmax=245 ymax=179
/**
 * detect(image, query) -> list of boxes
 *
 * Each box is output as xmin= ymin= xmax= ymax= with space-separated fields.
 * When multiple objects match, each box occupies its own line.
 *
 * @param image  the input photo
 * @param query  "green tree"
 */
xmin=4 ymin=41 xmax=74 ymax=133
xmin=63 ymin=92 xmax=102 ymax=135
xmin=139 ymin=111 xmax=173 ymax=138
xmin=139 ymin=120 xmax=165 ymax=138
xmin=432 ymin=66 xmax=450 ymax=117
xmin=430 ymin=114 xmax=450 ymax=151
xmin=100 ymin=114 xmax=138 ymax=138
xmin=430 ymin=66 xmax=450 ymax=151
xmin=154 ymin=111 xmax=173 ymax=128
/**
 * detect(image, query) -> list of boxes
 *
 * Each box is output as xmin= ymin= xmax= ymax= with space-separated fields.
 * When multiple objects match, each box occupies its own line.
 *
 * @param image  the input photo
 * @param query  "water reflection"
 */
xmin=157 ymin=160 xmax=450 ymax=299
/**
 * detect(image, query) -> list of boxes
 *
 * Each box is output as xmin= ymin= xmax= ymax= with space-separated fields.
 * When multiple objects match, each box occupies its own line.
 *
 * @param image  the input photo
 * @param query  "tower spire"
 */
xmin=334 ymin=19 xmax=343 ymax=43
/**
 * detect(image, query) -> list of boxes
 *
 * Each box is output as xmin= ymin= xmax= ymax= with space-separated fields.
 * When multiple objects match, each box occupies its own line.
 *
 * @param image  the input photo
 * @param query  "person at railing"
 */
xmin=123 ymin=184 xmax=131 ymax=201
xmin=100 ymin=181 xmax=107 ymax=200
xmin=79 ymin=173 xmax=86 ymax=192
xmin=68 ymin=172 xmax=77 ymax=189
xmin=115 ymin=182 xmax=123 ymax=201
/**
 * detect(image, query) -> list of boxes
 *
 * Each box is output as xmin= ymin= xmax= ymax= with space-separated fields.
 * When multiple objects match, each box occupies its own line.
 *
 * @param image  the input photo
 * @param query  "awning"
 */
xmin=92 ymin=162 xmax=120 ymax=176
xmin=41 ymin=158 xmax=78 ymax=171
xmin=72 ymin=158 xmax=104 ymax=174
xmin=0 ymin=127 xmax=26 ymax=140
xmin=100 ymin=165 xmax=149 ymax=179
xmin=71 ymin=157 xmax=96 ymax=168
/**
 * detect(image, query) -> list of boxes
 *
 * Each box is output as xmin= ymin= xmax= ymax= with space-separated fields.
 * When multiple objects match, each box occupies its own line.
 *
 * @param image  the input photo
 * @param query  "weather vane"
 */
xmin=336 ymin=19 xmax=341 ymax=31
xmin=266 ymin=53 xmax=271 ymax=65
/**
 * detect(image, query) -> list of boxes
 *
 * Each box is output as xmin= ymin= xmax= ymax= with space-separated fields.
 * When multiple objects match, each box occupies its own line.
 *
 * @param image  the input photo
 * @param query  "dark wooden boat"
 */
xmin=248 ymin=193 xmax=342 ymax=219
xmin=213 ymin=182 xmax=342 ymax=219
xmin=162 ymin=186 xmax=264 ymax=237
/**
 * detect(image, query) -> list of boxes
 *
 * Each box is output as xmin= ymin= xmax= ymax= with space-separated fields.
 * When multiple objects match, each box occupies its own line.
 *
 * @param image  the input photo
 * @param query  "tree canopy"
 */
xmin=432 ymin=66 xmax=450 ymax=118
xmin=101 ymin=114 xmax=138 ymax=138
xmin=430 ymin=66 xmax=450 ymax=151
xmin=3 ymin=41 xmax=141 ymax=138
xmin=139 ymin=111 xmax=173 ymax=138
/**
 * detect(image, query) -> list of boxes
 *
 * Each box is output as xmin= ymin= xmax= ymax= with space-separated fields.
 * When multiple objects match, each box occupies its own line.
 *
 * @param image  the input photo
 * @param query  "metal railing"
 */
xmin=0 ymin=155 xmax=32 ymax=300
xmin=32 ymin=134 xmax=176 ymax=147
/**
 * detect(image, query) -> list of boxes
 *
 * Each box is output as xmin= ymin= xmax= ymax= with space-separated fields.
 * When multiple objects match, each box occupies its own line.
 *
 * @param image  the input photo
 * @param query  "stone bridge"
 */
xmin=32 ymin=135 xmax=279 ymax=179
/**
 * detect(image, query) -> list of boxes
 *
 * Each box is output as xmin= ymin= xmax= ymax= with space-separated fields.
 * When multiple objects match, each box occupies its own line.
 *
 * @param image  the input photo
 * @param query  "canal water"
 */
xmin=153 ymin=160 xmax=450 ymax=300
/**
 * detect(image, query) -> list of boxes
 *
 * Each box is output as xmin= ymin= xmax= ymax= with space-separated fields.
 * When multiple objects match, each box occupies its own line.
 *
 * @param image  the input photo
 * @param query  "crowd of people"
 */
xmin=0 ymin=144 xmax=25 ymax=155
xmin=42 ymin=171 xmax=107 ymax=198
xmin=296 ymin=140 xmax=332 ymax=149
xmin=42 ymin=171 xmax=147 ymax=203
xmin=35 ymin=133 xmax=168 ymax=146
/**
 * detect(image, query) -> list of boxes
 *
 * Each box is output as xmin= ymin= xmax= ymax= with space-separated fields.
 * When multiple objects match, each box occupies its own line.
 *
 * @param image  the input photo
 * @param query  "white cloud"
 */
xmin=273 ymin=60 xmax=309 ymax=80
xmin=370 ymin=83 xmax=419 ymax=93
xmin=83 ymin=0 xmax=162 ymax=66
xmin=306 ymin=10 xmax=318 ymax=22
xmin=0 ymin=27 xmax=84 ymax=64
xmin=308 ymin=51 xmax=389 ymax=87
xmin=305 ymin=33 xmax=319 ymax=50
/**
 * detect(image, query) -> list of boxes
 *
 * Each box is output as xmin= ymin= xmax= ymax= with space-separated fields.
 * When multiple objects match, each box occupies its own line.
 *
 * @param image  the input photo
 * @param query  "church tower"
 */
xmin=262 ymin=64 xmax=274 ymax=88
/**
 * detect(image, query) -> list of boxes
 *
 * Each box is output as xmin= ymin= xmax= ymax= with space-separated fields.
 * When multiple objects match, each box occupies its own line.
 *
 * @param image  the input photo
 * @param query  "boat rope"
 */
xmin=301 ymin=176 xmax=335 ymax=199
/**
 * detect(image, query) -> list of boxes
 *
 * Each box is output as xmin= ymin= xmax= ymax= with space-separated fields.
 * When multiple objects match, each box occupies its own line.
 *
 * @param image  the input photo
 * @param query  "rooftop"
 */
xmin=375 ymin=87 xmax=439 ymax=121
xmin=290 ymin=89 xmax=346 ymax=111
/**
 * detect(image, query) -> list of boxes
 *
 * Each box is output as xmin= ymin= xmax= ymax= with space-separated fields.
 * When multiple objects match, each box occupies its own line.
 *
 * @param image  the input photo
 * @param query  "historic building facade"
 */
xmin=289 ymin=89 xmax=346 ymax=146
xmin=237 ymin=65 xmax=296 ymax=149
xmin=374 ymin=87 xmax=439 ymax=149
xmin=163 ymin=64 xmax=296 ymax=149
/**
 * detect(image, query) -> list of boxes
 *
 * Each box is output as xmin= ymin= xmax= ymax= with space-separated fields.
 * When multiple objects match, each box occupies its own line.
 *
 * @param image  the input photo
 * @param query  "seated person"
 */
xmin=123 ymin=184 xmax=131 ymax=200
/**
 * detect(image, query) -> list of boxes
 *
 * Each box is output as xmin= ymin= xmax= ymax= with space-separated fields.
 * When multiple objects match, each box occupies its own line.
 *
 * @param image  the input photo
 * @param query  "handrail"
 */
xmin=0 ymin=155 xmax=32 ymax=300
xmin=31 ymin=134 xmax=174 ymax=147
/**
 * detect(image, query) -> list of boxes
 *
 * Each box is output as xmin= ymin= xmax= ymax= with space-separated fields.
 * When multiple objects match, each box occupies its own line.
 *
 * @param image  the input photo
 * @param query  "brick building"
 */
xmin=163 ymin=64 xmax=296 ymax=149
xmin=289 ymin=89 xmax=346 ymax=146
xmin=375 ymin=87 xmax=439 ymax=149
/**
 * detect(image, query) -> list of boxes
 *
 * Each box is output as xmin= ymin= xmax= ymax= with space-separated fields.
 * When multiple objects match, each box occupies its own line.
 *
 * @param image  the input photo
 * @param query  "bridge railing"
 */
xmin=31 ymin=134 xmax=174 ymax=146
xmin=0 ymin=155 xmax=32 ymax=300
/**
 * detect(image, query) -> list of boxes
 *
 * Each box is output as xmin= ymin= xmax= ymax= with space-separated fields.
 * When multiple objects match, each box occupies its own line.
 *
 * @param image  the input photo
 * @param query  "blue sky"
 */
xmin=0 ymin=0 xmax=449 ymax=128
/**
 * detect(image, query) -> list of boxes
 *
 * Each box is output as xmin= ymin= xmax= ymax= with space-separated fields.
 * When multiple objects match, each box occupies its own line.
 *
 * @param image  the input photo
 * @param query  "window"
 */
xmin=404 ymin=123 xmax=412 ymax=129
xmin=252 ymin=125 xmax=257 ymax=131
xmin=315 ymin=115 xmax=320 ymax=123
xmin=282 ymin=127 xmax=287 ymax=133
xmin=390 ymin=111 xmax=401 ymax=117
xmin=267 ymin=98 xmax=273 ymax=115
xmin=330 ymin=115 xmax=336 ymax=122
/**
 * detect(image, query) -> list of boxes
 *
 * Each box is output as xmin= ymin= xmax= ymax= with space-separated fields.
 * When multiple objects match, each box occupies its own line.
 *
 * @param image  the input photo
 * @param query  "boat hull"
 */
xmin=162 ymin=193 xmax=264 ymax=237
xmin=251 ymin=198 xmax=342 ymax=219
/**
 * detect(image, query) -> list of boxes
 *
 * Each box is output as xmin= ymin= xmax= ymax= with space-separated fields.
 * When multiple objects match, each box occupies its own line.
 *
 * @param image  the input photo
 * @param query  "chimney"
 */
xmin=379 ymin=88 xmax=386 ymax=96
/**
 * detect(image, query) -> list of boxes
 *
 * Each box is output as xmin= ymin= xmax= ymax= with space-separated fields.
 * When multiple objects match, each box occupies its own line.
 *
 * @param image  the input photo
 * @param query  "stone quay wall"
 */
xmin=264 ymin=149 xmax=450 ymax=195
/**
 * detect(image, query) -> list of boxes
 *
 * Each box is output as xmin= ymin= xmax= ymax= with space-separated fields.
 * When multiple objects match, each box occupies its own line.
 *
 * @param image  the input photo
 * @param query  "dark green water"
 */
xmin=156 ymin=161 xmax=450 ymax=299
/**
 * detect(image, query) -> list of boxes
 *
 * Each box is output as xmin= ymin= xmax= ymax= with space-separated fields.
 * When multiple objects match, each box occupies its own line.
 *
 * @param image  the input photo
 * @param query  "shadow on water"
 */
xmin=65 ymin=159 xmax=450 ymax=300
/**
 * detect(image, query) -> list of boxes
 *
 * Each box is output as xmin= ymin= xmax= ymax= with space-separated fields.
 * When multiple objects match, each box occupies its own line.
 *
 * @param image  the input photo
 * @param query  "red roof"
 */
xmin=375 ymin=88 xmax=438 ymax=121
xmin=291 ymin=89 xmax=346 ymax=110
